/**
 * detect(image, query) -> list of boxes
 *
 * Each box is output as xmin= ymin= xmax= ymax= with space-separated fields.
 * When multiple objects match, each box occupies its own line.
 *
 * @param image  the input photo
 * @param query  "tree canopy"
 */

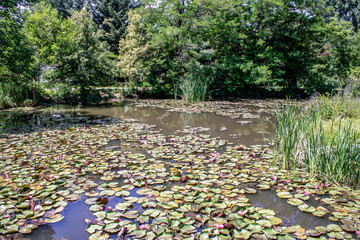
xmin=1 ymin=0 xmax=360 ymax=106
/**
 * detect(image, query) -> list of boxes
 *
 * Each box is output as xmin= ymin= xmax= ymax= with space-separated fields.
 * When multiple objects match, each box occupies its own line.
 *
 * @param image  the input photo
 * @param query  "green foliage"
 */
xmin=272 ymin=102 xmax=305 ymax=170
xmin=0 ymin=2 xmax=33 ymax=83
xmin=118 ymin=9 xmax=150 ymax=81
xmin=326 ymin=0 xmax=360 ymax=32
xmin=91 ymin=0 xmax=138 ymax=54
xmin=272 ymin=100 xmax=360 ymax=187
xmin=309 ymin=94 xmax=360 ymax=119
xmin=116 ymin=0 xmax=357 ymax=98
xmin=0 ymin=82 xmax=33 ymax=108
xmin=59 ymin=9 xmax=114 ymax=104
xmin=46 ymin=0 xmax=86 ymax=19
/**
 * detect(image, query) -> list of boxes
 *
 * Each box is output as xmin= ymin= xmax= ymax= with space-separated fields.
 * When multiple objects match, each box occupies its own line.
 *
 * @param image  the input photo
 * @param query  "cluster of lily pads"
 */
xmin=132 ymin=99 xmax=277 ymax=119
xmin=0 ymin=101 xmax=359 ymax=240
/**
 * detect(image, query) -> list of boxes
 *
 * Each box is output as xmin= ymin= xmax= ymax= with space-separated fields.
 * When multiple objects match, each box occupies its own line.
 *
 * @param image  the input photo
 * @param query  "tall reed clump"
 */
xmin=303 ymin=120 xmax=360 ymax=186
xmin=0 ymin=82 xmax=32 ymax=108
xmin=180 ymin=74 xmax=210 ymax=103
xmin=272 ymin=100 xmax=360 ymax=187
xmin=272 ymin=102 xmax=306 ymax=170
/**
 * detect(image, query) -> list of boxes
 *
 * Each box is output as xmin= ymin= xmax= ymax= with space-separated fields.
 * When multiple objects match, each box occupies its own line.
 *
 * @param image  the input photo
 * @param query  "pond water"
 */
xmin=0 ymin=101 xmax=355 ymax=240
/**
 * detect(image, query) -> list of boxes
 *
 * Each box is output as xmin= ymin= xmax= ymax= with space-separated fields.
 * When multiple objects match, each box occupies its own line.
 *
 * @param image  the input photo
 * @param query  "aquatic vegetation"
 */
xmin=0 ymin=101 xmax=359 ymax=240
xmin=309 ymin=94 xmax=360 ymax=120
xmin=0 ymin=82 xmax=33 ymax=109
xmin=272 ymin=102 xmax=360 ymax=187
xmin=180 ymin=74 xmax=210 ymax=103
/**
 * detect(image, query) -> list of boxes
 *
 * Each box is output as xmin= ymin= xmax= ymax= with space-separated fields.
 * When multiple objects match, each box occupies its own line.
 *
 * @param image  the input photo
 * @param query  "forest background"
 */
xmin=1 ymin=0 xmax=360 ymax=106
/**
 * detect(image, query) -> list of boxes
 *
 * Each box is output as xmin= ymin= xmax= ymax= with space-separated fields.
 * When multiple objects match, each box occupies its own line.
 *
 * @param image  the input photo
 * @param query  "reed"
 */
xmin=0 ymin=82 xmax=32 ymax=108
xmin=180 ymin=74 xmax=209 ymax=103
xmin=272 ymin=99 xmax=360 ymax=187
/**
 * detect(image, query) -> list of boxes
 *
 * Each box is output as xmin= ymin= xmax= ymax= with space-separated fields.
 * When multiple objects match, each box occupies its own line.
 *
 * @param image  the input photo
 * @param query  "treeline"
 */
xmin=1 ymin=0 xmax=360 ymax=105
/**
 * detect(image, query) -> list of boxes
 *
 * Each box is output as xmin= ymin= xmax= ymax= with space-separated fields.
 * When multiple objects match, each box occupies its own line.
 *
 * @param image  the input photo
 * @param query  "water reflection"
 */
xmin=26 ymin=197 xmax=94 ymax=240
xmin=246 ymin=190 xmax=331 ymax=229
xmin=71 ymin=105 xmax=272 ymax=146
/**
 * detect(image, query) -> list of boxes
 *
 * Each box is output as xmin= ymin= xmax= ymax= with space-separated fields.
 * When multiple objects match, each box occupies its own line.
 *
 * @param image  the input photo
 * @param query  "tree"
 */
xmin=118 ymin=9 xmax=150 ymax=81
xmin=60 ymin=9 xmax=114 ymax=104
xmin=91 ymin=0 xmax=138 ymax=54
xmin=325 ymin=0 xmax=360 ymax=32
xmin=46 ymin=0 xmax=86 ymax=19
xmin=0 ymin=0 xmax=34 ymax=83
xmin=24 ymin=2 xmax=64 ymax=103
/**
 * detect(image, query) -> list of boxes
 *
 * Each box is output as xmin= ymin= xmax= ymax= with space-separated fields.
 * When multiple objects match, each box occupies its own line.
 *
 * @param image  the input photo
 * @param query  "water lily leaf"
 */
xmin=277 ymin=234 xmax=296 ymax=240
xmin=115 ymin=202 xmax=132 ymax=211
xmin=169 ymin=211 xmax=184 ymax=219
xmin=146 ymin=231 xmax=157 ymax=240
xmin=245 ymin=188 xmax=256 ymax=194
xmin=231 ymin=219 xmax=247 ymax=229
xmin=4 ymin=224 xmax=19 ymax=234
xmin=234 ymin=229 xmax=252 ymax=239
xmin=162 ymin=201 xmax=179 ymax=210
xmin=151 ymin=224 xmax=165 ymax=235
xmin=256 ymin=219 xmax=272 ymax=228
xmin=199 ymin=232 xmax=210 ymax=240
xmin=312 ymin=211 xmax=327 ymax=217
xmin=277 ymin=192 xmax=292 ymax=199
xmin=157 ymin=232 xmax=173 ymax=240
xmin=326 ymin=224 xmax=342 ymax=232
xmin=105 ymin=211 xmax=122 ymax=220
xmin=99 ymin=190 xmax=115 ymax=196
xmin=123 ymin=223 xmax=137 ymax=233
xmin=265 ymin=216 xmax=282 ymax=225
xmin=93 ymin=211 xmax=106 ymax=221
xmin=89 ymin=204 xmax=104 ymax=212
xmin=115 ymin=190 xmax=130 ymax=197
xmin=247 ymin=223 xmax=262 ymax=233
xmin=121 ymin=210 xmax=139 ymax=219
xmin=287 ymin=198 xmax=303 ymax=206
xmin=130 ymin=229 xmax=147 ymax=238
xmin=257 ymin=184 xmax=270 ymax=190
xmin=44 ymin=214 xmax=64 ymax=223
xmin=103 ymin=222 xmax=120 ymax=233
xmin=180 ymin=224 xmax=197 ymax=234
xmin=123 ymin=196 xmax=139 ymax=203
xmin=340 ymin=224 xmax=356 ymax=232
xmin=19 ymin=224 xmax=37 ymax=234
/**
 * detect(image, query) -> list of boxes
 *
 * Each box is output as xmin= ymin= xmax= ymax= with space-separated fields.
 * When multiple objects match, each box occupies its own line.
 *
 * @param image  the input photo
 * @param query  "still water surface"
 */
xmin=0 ymin=103 xmax=331 ymax=239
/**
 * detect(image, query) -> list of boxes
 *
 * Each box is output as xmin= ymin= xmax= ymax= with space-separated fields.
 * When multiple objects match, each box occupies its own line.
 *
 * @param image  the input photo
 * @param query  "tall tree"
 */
xmin=24 ymin=2 xmax=64 ymax=103
xmin=46 ymin=0 xmax=86 ymax=19
xmin=0 ymin=0 xmax=34 ymax=83
xmin=91 ymin=0 xmax=139 ymax=54
xmin=60 ymin=9 xmax=114 ymax=104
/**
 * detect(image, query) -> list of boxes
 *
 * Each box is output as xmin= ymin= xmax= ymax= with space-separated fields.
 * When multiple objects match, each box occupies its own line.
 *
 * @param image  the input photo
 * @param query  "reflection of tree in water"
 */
xmin=25 ymin=224 xmax=58 ymax=240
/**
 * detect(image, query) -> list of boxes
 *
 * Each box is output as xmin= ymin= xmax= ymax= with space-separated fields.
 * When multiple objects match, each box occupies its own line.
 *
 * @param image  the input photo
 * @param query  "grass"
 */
xmin=272 ymin=96 xmax=360 ymax=187
xmin=0 ymin=82 xmax=33 ymax=108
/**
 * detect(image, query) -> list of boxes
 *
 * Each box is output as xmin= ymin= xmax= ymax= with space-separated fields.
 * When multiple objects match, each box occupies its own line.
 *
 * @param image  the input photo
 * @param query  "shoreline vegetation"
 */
xmin=272 ymin=95 xmax=360 ymax=188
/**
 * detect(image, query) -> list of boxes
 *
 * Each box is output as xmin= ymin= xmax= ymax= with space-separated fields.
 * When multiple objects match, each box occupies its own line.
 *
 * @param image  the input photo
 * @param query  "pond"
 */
xmin=0 ymin=100 xmax=358 ymax=240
